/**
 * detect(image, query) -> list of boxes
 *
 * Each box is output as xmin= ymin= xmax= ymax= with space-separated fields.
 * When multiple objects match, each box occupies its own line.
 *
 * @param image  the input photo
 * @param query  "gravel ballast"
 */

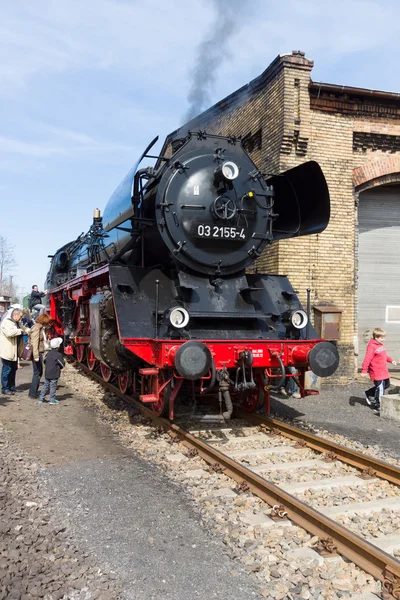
xmin=0 ymin=422 xmax=120 ymax=600
xmin=0 ymin=364 xmax=263 ymax=599
xmin=2 ymin=363 xmax=399 ymax=599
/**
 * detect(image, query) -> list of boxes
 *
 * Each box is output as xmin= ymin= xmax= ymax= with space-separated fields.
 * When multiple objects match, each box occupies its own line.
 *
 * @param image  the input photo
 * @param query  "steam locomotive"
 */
xmin=45 ymin=131 xmax=339 ymax=419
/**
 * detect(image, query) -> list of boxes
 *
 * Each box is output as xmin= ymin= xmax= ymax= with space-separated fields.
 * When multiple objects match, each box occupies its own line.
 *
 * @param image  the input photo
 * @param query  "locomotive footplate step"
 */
xmin=139 ymin=394 xmax=158 ymax=403
xmin=139 ymin=368 xmax=159 ymax=375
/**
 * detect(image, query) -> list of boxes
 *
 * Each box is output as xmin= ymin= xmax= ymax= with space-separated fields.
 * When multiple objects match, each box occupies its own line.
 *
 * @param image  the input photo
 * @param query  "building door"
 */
xmin=358 ymin=183 xmax=400 ymax=368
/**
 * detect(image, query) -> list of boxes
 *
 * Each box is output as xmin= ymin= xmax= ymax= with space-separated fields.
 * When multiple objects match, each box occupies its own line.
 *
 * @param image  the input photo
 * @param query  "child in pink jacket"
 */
xmin=361 ymin=327 xmax=397 ymax=415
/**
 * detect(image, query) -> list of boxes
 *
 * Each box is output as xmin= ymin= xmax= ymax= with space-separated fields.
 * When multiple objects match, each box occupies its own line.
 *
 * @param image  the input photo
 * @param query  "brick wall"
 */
xmin=163 ymin=51 xmax=400 ymax=382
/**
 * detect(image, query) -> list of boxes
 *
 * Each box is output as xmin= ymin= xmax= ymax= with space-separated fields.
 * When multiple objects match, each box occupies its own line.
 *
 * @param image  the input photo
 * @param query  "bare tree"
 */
xmin=0 ymin=235 xmax=17 ymax=296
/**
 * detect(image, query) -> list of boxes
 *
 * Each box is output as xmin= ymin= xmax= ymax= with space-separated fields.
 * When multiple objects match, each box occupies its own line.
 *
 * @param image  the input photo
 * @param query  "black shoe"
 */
xmin=1 ymin=389 xmax=12 ymax=396
xmin=373 ymin=404 xmax=380 ymax=416
xmin=28 ymin=394 xmax=40 ymax=399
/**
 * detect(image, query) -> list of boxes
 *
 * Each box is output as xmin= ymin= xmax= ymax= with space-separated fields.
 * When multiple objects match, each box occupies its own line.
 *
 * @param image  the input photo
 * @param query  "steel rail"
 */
xmin=76 ymin=363 xmax=400 ymax=598
xmin=236 ymin=409 xmax=400 ymax=486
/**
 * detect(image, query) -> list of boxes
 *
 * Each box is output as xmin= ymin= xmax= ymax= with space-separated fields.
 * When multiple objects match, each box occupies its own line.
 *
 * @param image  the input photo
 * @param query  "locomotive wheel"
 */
xmin=152 ymin=372 xmax=171 ymax=418
xmin=240 ymin=374 xmax=265 ymax=413
xmin=86 ymin=347 xmax=98 ymax=371
xmin=118 ymin=371 xmax=132 ymax=394
xmin=100 ymin=363 xmax=112 ymax=382
xmin=76 ymin=345 xmax=85 ymax=364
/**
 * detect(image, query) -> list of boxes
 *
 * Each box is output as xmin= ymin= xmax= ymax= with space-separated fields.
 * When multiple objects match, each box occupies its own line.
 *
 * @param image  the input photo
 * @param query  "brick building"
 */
xmin=162 ymin=51 xmax=400 ymax=381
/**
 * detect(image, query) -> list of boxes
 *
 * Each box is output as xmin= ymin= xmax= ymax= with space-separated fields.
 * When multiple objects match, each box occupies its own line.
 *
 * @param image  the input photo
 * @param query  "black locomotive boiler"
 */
xmin=46 ymin=131 xmax=339 ymax=419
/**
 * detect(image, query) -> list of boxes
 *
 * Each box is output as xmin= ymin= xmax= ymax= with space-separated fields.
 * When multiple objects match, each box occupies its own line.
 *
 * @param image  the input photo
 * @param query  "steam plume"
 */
xmin=184 ymin=0 xmax=244 ymax=122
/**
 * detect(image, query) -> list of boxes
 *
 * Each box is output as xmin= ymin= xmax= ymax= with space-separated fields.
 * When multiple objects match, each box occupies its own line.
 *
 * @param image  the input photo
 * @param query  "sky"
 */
xmin=1 ymin=0 xmax=400 ymax=298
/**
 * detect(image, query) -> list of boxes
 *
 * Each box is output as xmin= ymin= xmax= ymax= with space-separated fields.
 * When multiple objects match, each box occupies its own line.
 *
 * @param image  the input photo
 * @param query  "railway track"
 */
xmin=76 ymin=361 xmax=400 ymax=599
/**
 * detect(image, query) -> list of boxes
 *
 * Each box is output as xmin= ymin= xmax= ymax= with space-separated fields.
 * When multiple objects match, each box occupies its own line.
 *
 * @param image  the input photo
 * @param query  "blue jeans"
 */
xmin=32 ymin=304 xmax=46 ymax=316
xmin=286 ymin=366 xmax=298 ymax=395
xmin=40 ymin=378 xmax=58 ymax=402
xmin=1 ymin=358 xmax=18 ymax=392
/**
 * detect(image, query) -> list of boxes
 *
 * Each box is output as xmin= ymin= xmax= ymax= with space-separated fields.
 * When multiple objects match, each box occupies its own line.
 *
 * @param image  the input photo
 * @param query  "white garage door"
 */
xmin=358 ymin=184 xmax=400 ymax=368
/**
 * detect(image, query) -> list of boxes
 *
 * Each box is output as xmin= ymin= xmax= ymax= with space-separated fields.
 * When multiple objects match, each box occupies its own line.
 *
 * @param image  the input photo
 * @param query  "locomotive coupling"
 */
xmin=234 ymin=350 xmax=256 ymax=393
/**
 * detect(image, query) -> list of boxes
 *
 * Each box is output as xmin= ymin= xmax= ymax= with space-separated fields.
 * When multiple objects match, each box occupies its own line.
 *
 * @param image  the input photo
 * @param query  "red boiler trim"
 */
xmin=121 ymin=338 xmax=321 ymax=369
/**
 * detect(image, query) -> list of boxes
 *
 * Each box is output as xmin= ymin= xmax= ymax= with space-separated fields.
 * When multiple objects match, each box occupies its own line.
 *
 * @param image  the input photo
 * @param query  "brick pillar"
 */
xmin=279 ymin=51 xmax=314 ymax=171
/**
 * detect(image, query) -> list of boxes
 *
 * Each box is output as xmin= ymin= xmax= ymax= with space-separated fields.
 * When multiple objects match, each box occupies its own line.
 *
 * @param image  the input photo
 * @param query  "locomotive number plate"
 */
xmin=196 ymin=224 xmax=247 ymax=240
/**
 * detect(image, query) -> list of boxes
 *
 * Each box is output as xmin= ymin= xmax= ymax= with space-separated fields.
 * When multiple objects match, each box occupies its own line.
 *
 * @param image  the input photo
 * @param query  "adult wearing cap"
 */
xmin=0 ymin=308 xmax=30 ymax=395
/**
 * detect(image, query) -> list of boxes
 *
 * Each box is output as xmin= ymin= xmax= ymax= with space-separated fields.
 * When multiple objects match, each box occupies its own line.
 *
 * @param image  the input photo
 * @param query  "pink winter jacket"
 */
xmin=361 ymin=338 xmax=393 ymax=381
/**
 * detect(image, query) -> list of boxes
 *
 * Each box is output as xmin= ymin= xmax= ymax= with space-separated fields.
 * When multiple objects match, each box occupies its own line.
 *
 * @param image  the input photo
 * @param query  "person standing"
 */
xmin=39 ymin=338 xmax=65 ymax=405
xmin=28 ymin=313 xmax=51 ymax=399
xmin=0 ymin=308 xmax=30 ymax=395
xmin=29 ymin=285 xmax=48 ymax=316
xmin=361 ymin=327 xmax=397 ymax=415
xmin=278 ymin=366 xmax=301 ymax=399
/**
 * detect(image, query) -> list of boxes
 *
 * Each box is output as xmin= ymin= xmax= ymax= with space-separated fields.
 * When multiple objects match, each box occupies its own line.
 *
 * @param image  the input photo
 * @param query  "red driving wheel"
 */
xmin=86 ymin=347 xmax=98 ymax=371
xmin=76 ymin=345 xmax=85 ymax=363
xmin=152 ymin=372 xmax=171 ymax=417
xmin=100 ymin=363 xmax=112 ymax=382
xmin=118 ymin=371 xmax=131 ymax=394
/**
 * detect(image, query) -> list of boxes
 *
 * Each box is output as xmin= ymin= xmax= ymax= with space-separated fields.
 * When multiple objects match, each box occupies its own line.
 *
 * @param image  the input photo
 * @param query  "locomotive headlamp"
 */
xmin=291 ymin=310 xmax=308 ymax=329
xmin=169 ymin=307 xmax=190 ymax=329
xmin=221 ymin=161 xmax=239 ymax=181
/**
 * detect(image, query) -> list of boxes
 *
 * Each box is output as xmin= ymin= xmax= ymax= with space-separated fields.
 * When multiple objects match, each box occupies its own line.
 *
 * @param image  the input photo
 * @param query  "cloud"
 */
xmin=0 ymin=130 xmax=132 ymax=159
xmin=1 ymin=0 xmax=400 ymax=296
xmin=208 ymin=0 xmax=400 ymax=100
xmin=0 ymin=0 xmax=212 ymax=96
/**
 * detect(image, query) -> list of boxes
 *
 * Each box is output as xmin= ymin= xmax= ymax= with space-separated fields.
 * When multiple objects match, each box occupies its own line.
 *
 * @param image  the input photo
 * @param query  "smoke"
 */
xmin=184 ymin=0 xmax=244 ymax=123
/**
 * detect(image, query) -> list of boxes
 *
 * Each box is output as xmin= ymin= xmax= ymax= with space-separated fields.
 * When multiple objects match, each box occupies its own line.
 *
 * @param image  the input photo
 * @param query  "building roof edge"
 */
xmin=310 ymin=80 xmax=400 ymax=102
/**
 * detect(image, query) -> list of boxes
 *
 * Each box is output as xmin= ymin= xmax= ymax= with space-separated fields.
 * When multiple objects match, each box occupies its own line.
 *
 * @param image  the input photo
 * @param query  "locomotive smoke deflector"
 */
xmin=269 ymin=160 xmax=330 ymax=240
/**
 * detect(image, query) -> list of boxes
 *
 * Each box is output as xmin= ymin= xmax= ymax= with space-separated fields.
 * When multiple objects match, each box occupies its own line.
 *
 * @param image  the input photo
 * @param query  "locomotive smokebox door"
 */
xmin=313 ymin=305 xmax=342 ymax=341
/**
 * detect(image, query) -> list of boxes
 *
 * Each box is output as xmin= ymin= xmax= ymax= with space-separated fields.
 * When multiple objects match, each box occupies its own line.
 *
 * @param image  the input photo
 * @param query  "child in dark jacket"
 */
xmin=39 ymin=337 xmax=65 ymax=405
xmin=361 ymin=327 xmax=397 ymax=415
